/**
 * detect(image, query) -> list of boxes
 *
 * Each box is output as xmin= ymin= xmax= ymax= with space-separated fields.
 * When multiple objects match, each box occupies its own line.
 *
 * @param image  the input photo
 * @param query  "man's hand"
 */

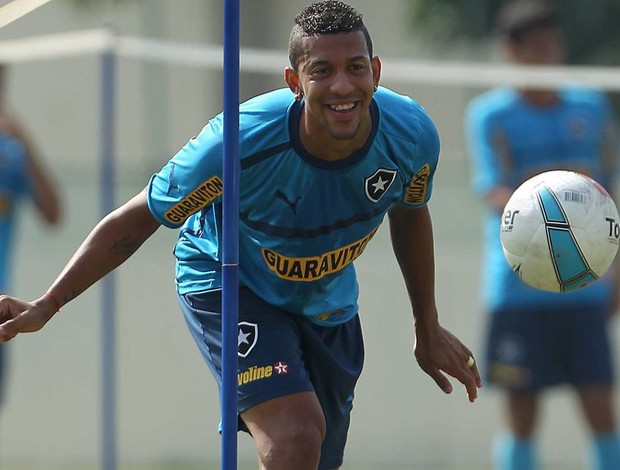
xmin=0 ymin=294 xmax=57 ymax=342
xmin=414 ymin=322 xmax=483 ymax=403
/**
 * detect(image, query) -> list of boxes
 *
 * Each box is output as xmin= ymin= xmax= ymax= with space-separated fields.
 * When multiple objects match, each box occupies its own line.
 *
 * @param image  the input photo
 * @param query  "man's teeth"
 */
xmin=330 ymin=103 xmax=355 ymax=111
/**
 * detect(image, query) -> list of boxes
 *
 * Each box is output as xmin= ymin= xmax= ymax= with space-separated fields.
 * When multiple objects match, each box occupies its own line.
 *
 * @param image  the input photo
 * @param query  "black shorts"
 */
xmin=178 ymin=287 xmax=364 ymax=470
xmin=486 ymin=303 xmax=614 ymax=392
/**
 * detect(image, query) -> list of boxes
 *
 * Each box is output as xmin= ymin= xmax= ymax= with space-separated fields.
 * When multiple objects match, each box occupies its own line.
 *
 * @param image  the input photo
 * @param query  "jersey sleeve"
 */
xmin=147 ymin=116 xmax=225 ymax=228
xmin=465 ymin=98 xmax=507 ymax=196
xmin=400 ymin=105 xmax=440 ymax=207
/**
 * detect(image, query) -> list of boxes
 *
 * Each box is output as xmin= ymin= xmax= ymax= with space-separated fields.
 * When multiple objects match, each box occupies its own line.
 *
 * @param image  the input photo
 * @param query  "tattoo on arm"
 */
xmin=110 ymin=236 xmax=142 ymax=256
xmin=63 ymin=288 xmax=83 ymax=304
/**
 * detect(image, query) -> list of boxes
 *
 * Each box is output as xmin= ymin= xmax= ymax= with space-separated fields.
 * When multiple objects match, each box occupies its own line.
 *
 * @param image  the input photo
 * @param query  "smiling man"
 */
xmin=285 ymin=20 xmax=379 ymax=156
xmin=0 ymin=2 xmax=481 ymax=469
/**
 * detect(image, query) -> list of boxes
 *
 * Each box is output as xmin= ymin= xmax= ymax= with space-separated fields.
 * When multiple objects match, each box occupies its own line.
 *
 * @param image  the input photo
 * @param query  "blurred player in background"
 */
xmin=0 ymin=63 xmax=62 ymax=415
xmin=0 ymin=1 xmax=481 ymax=469
xmin=466 ymin=1 xmax=620 ymax=469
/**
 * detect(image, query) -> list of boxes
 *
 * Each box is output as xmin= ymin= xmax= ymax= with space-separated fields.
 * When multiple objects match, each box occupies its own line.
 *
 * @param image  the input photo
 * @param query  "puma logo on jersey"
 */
xmin=275 ymin=190 xmax=301 ymax=214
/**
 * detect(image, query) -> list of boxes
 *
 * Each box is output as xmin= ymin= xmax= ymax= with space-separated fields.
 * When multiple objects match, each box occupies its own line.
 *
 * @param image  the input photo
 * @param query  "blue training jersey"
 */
xmin=147 ymin=87 xmax=439 ymax=325
xmin=0 ymin=133 xmax=31 ymax=293
xmin=466 ymin=86 xmax=616 ymax=311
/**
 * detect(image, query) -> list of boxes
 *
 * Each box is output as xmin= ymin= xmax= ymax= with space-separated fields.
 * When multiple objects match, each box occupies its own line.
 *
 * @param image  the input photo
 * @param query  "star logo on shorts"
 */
xmin=365 ymin=168 xmax=397 ymax=203
xmin=273 ymin=361 xmax=288 ymax=375
xmin=237 ymin=322 xmax=258 ymax=358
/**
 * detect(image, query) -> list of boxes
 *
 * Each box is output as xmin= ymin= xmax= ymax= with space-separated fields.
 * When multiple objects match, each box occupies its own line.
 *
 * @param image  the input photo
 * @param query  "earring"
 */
xmin=295 ymin=91 xmax=304 ymax=101
xmin=374 ymin=85 xmax=378 ymax=92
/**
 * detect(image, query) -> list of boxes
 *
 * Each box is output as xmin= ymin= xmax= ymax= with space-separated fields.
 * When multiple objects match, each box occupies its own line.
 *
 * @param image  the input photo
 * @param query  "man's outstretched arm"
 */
xmin=0 ymin=187 xmax=161 ymax=341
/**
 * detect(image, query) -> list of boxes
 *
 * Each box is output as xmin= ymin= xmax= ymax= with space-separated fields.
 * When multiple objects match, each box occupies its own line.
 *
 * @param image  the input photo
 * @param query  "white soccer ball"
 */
xmin=500 ymin=170 xmax=620 ymax=293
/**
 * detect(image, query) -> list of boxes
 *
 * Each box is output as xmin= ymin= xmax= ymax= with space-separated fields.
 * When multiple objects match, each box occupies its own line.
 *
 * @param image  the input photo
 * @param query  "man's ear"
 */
xmin=284 ymin=67 xmax=301 ymax=97
xmin=371 ymin=56 xmax=382 ymax=90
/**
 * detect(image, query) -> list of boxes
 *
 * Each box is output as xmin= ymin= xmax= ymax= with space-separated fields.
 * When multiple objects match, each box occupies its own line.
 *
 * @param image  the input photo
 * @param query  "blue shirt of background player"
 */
xmin=147 ymin=87 xmax=439 ymax=325
xmin=466 ymin=85 xmax=616 ymax=311
xmin=0 ymin=133 xmax=31 ymax=293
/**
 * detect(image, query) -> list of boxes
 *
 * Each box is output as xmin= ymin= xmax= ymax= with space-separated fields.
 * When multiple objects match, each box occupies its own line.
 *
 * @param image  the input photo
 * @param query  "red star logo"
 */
xmin=273 ymin=361 xmax=288 ymax=375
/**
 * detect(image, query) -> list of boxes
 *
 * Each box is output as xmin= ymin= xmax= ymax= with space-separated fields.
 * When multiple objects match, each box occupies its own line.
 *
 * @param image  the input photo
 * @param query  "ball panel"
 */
xmin=562 ymin=271 xmax=599 ymax=292
xmin=537 ymin=186 xmax=567 ymax=223
xmin=547 ymin=227 xmax=589 ymax=282
xmin=504 ymin=224 xmax=561 ymax=292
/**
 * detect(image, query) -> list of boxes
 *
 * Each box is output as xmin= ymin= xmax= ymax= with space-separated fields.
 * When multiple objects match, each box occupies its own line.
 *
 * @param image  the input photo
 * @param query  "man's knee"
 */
xmin=259 ymin=419 xmax=325 ymax=466
xmin=243 ymin=391 xmax=327 ymax=469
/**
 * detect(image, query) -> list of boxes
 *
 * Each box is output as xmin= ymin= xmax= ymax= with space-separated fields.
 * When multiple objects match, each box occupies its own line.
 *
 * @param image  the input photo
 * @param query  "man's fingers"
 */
xmin=472 ymin=363 xmax=483 ymax=389
xmin=465 ymin=377 xmax=478 ymax=403
xmin=429 ymin=356 xmax=481 ymax=403
xmin=0 ymin=318 xmax=18 ymax=341
xmin=455 ymin=364 xmax=481 ymax=403
xmin=426 ymin=368 xmax=453 ymax=395
xmin=0 ymin=309 xmax=45 ymax=341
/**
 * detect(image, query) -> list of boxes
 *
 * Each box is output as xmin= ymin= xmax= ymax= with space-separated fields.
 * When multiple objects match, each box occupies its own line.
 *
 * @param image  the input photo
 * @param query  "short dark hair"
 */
xmin=496 ymin=0 xmax=558 ymax=42
xmin=288 ymin=0 xmax=373 ymax=70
